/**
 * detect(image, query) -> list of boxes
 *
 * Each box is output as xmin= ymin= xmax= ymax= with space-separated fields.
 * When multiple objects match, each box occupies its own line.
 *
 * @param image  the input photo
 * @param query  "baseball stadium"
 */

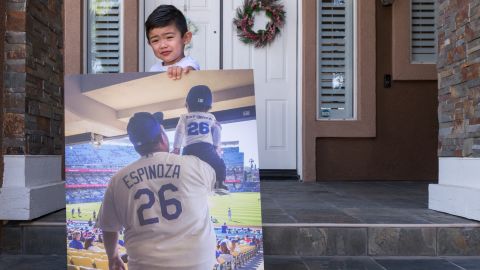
xmin=65 ymin=70 xmax=263 ymax=269
xmin=65 ymin=128 xmax=262 ymax=269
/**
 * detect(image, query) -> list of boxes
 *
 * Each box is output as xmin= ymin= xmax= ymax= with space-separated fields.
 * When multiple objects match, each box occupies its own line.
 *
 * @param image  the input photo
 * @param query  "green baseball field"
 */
xmin=67 ymin=192 xmax=262 ymax=227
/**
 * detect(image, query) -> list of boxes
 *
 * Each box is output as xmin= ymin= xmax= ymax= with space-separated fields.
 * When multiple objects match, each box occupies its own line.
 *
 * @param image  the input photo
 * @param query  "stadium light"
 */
xmin=91 ymin=133 xmax=104 ymax=147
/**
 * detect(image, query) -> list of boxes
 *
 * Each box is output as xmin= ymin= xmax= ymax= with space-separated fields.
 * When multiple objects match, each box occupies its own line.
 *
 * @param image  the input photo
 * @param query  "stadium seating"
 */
xmin=70 ymin=256 xmax=94 ymax=268
xmin=65 ymin=141 xmax=260 ymax=204
xmin=66 ymin=144 xmax=138 ymax=168
xmin=213 ymin=244 xmax=259 ymax=270
xmin=81 ymin=252 xmax=101 ymax=259
xmin=67 ymin=249 xmax=82 ymax=257
xmin=67 ymin=243 xmax=131 ymax=269
xmin=93 ymin=259 xmax=109 ymax=270
xmin=78 ymin=267 xmax=96 ymax=270
xmin=67 ymin=264 xmax=79 ymax=270
xmin=66 ymin=187 xmax=107 ymax=204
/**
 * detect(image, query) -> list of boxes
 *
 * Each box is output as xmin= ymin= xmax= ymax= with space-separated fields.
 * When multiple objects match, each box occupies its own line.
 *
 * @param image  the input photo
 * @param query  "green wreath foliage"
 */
xmin=233 ymin=0 xmax=286 ymax=48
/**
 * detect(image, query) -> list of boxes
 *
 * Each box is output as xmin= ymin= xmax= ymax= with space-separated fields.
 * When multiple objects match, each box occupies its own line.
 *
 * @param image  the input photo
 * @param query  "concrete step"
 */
xmin=261 ymin=181 xmax=480 ymax=257
xmin=1 ymin=255 xmax=479 ymax=270
xmin=0 ymin=209 xmax=66 ymax=255
xmin=3 ymin=181 xmax=480 ymax=262
xmin=264 ymin=256 xmax=480 ymax=270
xmin=0 ymin=255 xmax=66 ymax=270
xmin=263 ymin=224 xmax=480 ymax=257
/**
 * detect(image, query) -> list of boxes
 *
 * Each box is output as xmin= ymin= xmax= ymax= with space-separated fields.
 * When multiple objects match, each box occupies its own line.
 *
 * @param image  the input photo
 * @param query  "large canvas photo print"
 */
xmin=65 ymin=70 xmax=263 ymax=269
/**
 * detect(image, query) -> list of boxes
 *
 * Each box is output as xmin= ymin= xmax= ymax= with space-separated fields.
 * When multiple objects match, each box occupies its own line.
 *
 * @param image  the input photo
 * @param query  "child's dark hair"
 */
xmin=186 ymin=85 xmax=213 ymax=112
xmin=145 ymin=5 xmax=188 ymax=40
xmin=187 ymin=103 xmax=211 ymax=113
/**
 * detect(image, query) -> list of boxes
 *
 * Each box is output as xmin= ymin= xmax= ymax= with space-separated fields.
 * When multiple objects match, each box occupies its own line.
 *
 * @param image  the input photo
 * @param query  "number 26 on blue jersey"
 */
xmin=187 ymin=122 xmax=209 ymax=135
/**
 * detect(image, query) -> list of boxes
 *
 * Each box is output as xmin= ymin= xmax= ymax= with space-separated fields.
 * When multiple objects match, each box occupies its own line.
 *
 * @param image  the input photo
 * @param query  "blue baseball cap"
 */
xmin=152 ymin=111 xmax=164 ymax=123
xmin=127 ymin=112 xmax=163 ymax=147
xmin=186 ymin=85 xmax=213 ymax=107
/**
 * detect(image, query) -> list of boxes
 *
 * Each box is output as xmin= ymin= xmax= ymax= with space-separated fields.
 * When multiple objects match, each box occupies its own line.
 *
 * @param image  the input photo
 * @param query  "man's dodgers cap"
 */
xmin=127 ymin=112 xmax=164 ymax=146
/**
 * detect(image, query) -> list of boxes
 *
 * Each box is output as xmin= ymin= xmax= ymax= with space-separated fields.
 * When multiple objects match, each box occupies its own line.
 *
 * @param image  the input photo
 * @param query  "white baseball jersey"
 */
xmin=173 ymin=112 xmax=221 ymax=149
xmin=96 ymin=152 xmax=216 ymax=270
xmin=149 ymin=56 xmax=200 ymax=72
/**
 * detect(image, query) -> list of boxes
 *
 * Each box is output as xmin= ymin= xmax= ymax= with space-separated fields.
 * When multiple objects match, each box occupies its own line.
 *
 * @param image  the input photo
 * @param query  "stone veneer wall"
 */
xmin=437 ymin=0 xmax=480 ymax=157
xmin=2 ymin=0 xmax=64 ymax=166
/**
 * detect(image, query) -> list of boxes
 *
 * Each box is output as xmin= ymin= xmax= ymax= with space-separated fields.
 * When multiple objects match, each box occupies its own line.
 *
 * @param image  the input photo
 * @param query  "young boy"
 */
xmin=173 ymin=85 xmax=228 ymax=194
xmin=145 ymin=5 xmax=199 ymax=80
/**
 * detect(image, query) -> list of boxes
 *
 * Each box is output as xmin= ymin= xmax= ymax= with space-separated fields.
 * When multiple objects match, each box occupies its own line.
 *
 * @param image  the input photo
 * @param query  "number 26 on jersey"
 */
xmin=134 ymin=183 xmax=182 ymax=226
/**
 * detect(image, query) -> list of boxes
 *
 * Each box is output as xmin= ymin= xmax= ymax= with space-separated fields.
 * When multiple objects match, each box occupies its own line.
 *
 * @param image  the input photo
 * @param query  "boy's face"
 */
xmin=148 ymin=24 xmax=192 ymax=66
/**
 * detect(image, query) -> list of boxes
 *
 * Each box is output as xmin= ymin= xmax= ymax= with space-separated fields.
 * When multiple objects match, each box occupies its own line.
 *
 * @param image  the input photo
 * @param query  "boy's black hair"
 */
xmin=145 ymin=5 xmax=188 ymax=40
xmin=187 ymin=103 xmax=211 ymax=113
xmin=186 ymin=85 xmax=213 ymax=113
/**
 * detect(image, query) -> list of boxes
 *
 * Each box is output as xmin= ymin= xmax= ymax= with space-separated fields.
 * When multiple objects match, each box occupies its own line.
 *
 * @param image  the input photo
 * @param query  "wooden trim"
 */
xmin=302 ymin=0 xmax=376 ymax=181
xmin=123 ymin=0 xmax=139 ymax=72
xmin=392 ymin=0 xmax=437 ymax=80
xmin=64 ymin=0 xmax=139 ymax=74
xmin=64 ymin=0 xmax=83 ymax=75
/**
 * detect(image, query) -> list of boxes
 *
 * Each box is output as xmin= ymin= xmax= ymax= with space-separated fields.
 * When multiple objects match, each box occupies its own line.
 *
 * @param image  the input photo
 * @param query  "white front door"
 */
xmin=144 ymin=0 xmax=220 ymax=70
xmin=143 ymin=0 xmax=298 ymax=171
xmin=223 ymin=1 xmax=298 ymax=170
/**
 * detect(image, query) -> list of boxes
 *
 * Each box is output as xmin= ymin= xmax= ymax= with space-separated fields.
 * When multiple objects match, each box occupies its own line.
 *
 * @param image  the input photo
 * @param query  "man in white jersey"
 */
xmin=96 ymin=112 xmax=217 ymax=270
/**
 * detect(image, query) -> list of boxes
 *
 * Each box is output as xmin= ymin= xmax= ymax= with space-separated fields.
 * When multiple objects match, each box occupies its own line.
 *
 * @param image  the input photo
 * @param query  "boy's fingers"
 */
xmin=167 ymin=67 xmax=174 ymax=78
xmin=176 ymin=67 xmax=182 ymax=79
xmin=167 ymin=66 xmax=194 ymax=80
xmin=171 ymin=67 xmax=181 ymax=80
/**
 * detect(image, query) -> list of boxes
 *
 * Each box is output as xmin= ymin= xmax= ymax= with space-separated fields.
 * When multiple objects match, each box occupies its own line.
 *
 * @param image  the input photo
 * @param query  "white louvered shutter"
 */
xmin=317 ymin=0 xmax=354 ymax=120
xmin=411 ymin=0 xmax=436 ymax=63
xmin=87 ymin=0 xmax=122 ymax=73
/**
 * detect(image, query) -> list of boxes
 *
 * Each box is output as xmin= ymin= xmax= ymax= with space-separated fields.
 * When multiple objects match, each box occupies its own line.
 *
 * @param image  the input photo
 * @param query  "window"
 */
xmin=317 ymin=0 xmax=355 ymax=120
xmin=392 ymin=0 xmax=437 ymax=80
xmin=87 ymin=0 xmax=122 ymax=73
xmin=411 ymin=0 xmax=436 ymax=63
xmin=303 ymin=0 xmax=376 ymax=180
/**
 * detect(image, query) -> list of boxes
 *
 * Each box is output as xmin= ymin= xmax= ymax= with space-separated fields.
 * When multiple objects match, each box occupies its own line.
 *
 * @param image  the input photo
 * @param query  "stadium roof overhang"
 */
xmin=65 ymin=70 xmax=255 ymax=141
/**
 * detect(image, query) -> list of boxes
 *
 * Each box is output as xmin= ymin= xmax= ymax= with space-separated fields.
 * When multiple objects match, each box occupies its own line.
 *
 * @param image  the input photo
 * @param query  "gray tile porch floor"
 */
xmin=2 ymin=181 xmax=480 ymax=269
xmin=261 ymin=181 xmax=480 ymax=261
xmin=260 ymin=181 xmax=479 ymax=225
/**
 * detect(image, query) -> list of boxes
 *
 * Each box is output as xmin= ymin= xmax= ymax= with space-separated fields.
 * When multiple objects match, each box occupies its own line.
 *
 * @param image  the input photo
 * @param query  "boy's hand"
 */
xmin=214 ymin=146 xmax=222 ymax=156
xmin=167 ymin=66 xmax=194 ymax=80
xmin=172 ymin=148 xmax=180 ymax=155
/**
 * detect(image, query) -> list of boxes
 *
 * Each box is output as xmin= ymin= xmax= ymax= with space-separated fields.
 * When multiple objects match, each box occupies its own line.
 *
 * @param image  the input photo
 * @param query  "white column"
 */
xmin=429 ymin=157 xmax=480 ymax=221
xmin=0 ymin=155 xmax=65 ymax=220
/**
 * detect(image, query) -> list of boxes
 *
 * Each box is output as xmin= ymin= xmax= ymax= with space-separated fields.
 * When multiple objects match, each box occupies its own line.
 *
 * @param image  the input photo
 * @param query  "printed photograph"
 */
xmin=65 ymin=70 xmax=263 ymax=269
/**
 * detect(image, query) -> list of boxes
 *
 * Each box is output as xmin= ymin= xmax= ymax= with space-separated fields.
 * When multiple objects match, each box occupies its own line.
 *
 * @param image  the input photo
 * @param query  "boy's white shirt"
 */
xmin=173 ymin=112 xmax=221 ymax=149
xmin=149 ymin=56 xmax=200 ymax=72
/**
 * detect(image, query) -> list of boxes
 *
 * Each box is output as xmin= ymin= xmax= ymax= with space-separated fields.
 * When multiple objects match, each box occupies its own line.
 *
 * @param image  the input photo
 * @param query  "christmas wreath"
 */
xmin=233 ymin=0 xmax=286 ymax=48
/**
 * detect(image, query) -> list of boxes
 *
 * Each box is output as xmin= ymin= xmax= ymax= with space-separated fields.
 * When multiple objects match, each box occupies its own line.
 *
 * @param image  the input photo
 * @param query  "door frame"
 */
xmin=138 ymin=0 xmax=302 ymax=178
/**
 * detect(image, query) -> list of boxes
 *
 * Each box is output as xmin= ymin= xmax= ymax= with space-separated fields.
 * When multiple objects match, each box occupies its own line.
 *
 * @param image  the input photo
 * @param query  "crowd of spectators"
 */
xmin=67 ymin=220 xmax=125 ymax=251
xmin=214 ymin=226 xmax=263 ymax=269
xmin=66 ymin=143 xmax=138 ymax=168
xmin=66 ymin=172 xmax=113 ymax=185
xmin=66 ymin=188 xmax=106 ymax=204
xmin=227 ymin=182 xmax=260 ymax=193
